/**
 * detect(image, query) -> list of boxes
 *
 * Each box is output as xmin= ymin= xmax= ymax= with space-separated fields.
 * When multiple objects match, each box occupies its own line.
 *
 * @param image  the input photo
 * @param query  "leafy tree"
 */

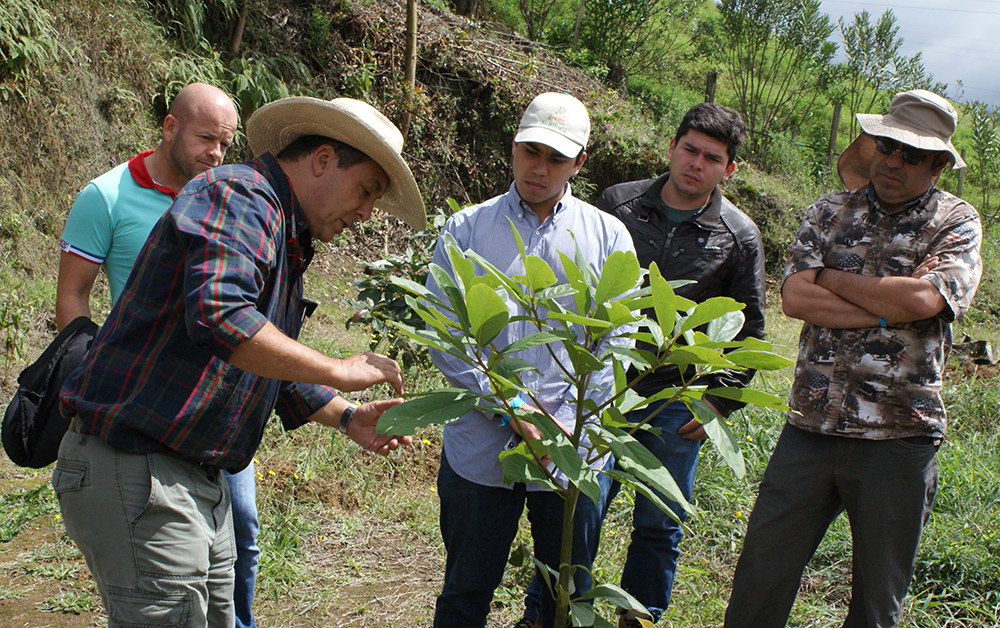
xmin=581 ymin=0 xmax=698 ymax=90
xmin=376 ymin=225 xmax=790 ymax=627
xmin=519 ymin=0 xmax=560 ymax=41
xmin=967 ymin=101 xmax=1000 ymax=219
xmin=838 ymin=10 xmax=902 ymax=137
xmin=698 ymin=0 xmax=836 ymax=158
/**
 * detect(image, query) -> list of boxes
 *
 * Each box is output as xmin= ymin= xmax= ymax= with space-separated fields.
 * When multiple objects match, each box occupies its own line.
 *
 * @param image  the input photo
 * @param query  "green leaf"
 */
xmin=603 ymin=427 xmax=692 ymax=514
xmin=705 ymin=309 xmax=745 ymax=342
xmin=604 ymin=300 xmax=637 ymax=328
xmin=500 ymin=330 xmax=570 ymax=355
xmin=666 ymin=346 xmax=736 ymax=368
xmin=706 ymin=387 xmax=789 ymax=410
xmin=376 ymin=389 xmax=481 ymax=435
xmin=559 ymin=250 xmax=592 ymax=315
xmin=388 ymin=275 xmax=445 ymax=308
xmin=466 ymin=283 xmax=510 ymax=347
xmin=548 ymin=311 xmax=613 ymax=330
xmin=690 ymin=398 xmax=745 ymax=478
xmin=602 ymin=344 xmax=648 ymax=371
xmin=525 ymin=255 xmax=557 ymax=292
xmin=681 ymin=297 xmax=745 ymax=333
xmin=726 ymin=350 xmax=796 ymax=370
xmin=428 ymin=263 xmax=470 ymax=332
xmin=594 ymin=250 xmax=641 ymax=304
xmin=565 ymin=341 xmax=607 ymax=375
xmin=447 ymin=244 xmax=476 ymax=294
xmin=489 ymin=357 xmax=537 ymax=380
xmin=647 ymin=263 xmax=678 ymax=342
xmin=390 ymin=322 xmax=472 ymax=361
xmin=499 ymin=447 xmax=560 ymax=490
xmin=536 ymin=283 xmax=578 ymax=302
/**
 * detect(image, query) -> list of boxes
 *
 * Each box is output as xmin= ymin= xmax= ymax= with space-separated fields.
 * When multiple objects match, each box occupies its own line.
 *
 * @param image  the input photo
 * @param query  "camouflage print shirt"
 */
xmin=784 ymin=184 xmax=982 ymax=441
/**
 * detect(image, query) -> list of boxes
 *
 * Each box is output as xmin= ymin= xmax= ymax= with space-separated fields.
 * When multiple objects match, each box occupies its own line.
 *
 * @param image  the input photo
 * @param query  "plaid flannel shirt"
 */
xmin=61 ymin=154 xmax=336 ymax=470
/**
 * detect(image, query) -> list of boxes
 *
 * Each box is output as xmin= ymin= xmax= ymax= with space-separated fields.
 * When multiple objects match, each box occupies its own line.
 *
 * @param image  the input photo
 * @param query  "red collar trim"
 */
xmin=128 ymin=149 xmax=178 ymax=199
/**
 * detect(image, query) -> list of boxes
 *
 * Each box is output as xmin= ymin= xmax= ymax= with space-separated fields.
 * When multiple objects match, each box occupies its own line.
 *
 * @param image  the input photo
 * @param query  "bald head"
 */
xmin=150 ymin=83 xmax=239 ymax=192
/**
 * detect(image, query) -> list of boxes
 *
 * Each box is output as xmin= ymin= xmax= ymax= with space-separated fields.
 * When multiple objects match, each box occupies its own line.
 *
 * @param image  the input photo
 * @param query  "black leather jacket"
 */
xmin=595 ymin=172 xmax=766 ymax=417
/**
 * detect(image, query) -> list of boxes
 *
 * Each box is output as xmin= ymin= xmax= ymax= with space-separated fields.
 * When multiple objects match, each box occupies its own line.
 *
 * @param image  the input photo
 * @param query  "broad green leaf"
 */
xmin=548 ymin=311 xmax=613 ymax=330
xmin=565 ymin=341 xmax=607 ymax=375
xmin=726 ymin=350 xmax=796 ymax=370
xmin=604 ymin=468 xmax=685 ymax=523
xmin=390 ymin=322 xmax=473 ymax=362
xmin=376 ymin=389 xmax=481 ymax=435
xmin=594 ymin=250 xmax=641 ymax=304
xmin=577 ymin=583 xmax=648 ymax=616
xmin=689 ymin=398 xmax=745 ymax=478
xmin=666 ymin=346 xmax=736 ymax=368
xmin=500 ymin=330 xmax=570 ymax=355
xmin=489 ymin=357 xmax=537 ymax=380
xmin=428 ymin=263 xmax=470 ymax=332
xmin=499 ymin=448 xmax=560 ymax=491
xmin=466 ymin=283 xmax=510 ymax=347
xmin=536 ymin=283 xmax=578 ymax=302
xmin=681 ymin=297 xmax=745 ymax=333
xmin=447 ymin=244 xmax=476 ymax=294
xmin=388 ymin=275 xmax=445 ymax=308
xmin=603 ymin=427 xmax=692 ymax=514
xmin=602 ymin=344 xmax=648 ymax=371
xmin=465 ymin=250 xmax=525 ymax=301
xmin=604 ymin=300 xmax=638 ymax=328
xmin=412 ymin=309 xmax=465 ymax=352
xmin=647 ymin=263 xmax=677 ymax=341
xmin=525 ymin=255 xmax=557 ymax=292
xmin=529 ymin=413 xmax=603 ymax=505
xmin=705 ymin=309 xmax=745 ymax=342
xmin=706 ymin=387 xmax=790 ymax=410
xmin=509 ymin=217 xmax=527 ymax=260
xmin=559 ymin=250 xmax=592 ymax=315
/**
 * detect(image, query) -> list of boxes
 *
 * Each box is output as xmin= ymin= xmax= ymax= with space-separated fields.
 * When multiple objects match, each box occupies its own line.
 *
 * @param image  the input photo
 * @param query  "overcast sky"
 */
xmin=818 ymin=0 xmax=1000 ymax=106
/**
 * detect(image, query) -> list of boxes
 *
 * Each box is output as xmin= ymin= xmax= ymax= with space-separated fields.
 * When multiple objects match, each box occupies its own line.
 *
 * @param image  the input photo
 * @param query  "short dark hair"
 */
xmin=674 ymin=104 xmax=747 ymax=165
xmin=275 ymin=135 xmax=372 ymax=169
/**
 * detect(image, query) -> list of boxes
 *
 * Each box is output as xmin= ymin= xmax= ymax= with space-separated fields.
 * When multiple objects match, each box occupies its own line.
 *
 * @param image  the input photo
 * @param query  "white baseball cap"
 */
xmin=514 ymin=92 xmax=590 ymax=158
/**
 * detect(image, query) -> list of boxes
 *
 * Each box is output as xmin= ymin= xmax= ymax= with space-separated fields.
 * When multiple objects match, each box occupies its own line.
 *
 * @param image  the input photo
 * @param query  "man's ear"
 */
xmin=930 ymin=153 xmax=950 ymax=179
xmin=312 ymin=144 xmax=337 ymax=177
xmin=162 ymin=114 xmax=178 ymax=144
xmin=572 ymin=151 xmax=587 ymax=176
xmin=723 ymin=160 xmax=737 ymax=181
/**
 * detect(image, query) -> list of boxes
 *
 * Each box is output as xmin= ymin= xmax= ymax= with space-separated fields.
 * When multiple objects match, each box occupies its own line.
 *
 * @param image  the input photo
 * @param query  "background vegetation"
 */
xmin=0 ymin=0 xmax=997 ymax=626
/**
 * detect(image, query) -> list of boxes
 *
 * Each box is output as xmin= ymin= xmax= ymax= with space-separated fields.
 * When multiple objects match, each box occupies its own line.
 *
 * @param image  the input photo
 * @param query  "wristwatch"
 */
xmin=338 ymin=402 xmax=358 ymax=434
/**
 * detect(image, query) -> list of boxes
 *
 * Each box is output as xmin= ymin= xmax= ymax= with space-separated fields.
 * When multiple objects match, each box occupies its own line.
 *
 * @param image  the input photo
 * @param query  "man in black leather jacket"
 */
xmin=597 ymin=103 xmax=765 ymax=627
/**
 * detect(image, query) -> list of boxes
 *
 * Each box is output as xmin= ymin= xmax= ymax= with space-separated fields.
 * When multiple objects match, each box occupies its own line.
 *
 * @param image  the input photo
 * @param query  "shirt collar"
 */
xmin=506 ymin=181 xmax=573 ymax=224
xmin=128 ymin=149 xmax=178 ymax=199
xmin=866 ymin=182 xmax=935 ymax=215
xmin=254 ymin=152 xmax=313 ymax=272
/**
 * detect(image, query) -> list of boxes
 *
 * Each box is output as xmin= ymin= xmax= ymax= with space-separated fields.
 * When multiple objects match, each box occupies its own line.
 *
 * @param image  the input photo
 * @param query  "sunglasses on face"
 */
xmin=872 ymin=136 xmax=935 ymax=166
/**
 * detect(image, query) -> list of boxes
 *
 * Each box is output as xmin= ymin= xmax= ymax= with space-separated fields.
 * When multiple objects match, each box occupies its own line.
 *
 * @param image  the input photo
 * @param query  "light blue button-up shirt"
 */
xmin=427 ymin=182 xmax=636 ymax=489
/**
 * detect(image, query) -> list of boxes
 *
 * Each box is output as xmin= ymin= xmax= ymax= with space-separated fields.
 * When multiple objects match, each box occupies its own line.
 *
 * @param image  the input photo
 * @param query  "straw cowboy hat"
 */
xmin=247 ymin=97 xmax=426 ymax=230
xmin=837 ymin=89 xmax=966 ymax=191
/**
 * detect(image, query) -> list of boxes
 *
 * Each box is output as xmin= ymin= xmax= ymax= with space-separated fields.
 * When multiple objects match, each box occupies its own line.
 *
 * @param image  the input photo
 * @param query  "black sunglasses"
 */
xmin=872 ymin=136 xmax=935 ymax=166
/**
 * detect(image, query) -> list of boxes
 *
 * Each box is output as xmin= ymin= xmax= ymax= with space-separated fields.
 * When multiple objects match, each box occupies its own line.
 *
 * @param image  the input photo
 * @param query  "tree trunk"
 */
xmin=572 ymin=0 xmax=584 ymax=48
xmin=229 ymin=0 xmax=248 ymax=57
xmin=401 ymin=0 xmax=418 ymax=141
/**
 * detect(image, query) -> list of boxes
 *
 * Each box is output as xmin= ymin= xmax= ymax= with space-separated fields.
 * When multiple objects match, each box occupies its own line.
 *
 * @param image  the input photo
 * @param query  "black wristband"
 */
xmin=338 ymin=402 xmax=358 ymax=434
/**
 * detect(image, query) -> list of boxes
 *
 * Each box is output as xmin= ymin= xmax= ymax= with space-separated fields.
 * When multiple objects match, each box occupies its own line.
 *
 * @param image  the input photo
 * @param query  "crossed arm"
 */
xmin=781 ymin=256 xmax=946 ymax=329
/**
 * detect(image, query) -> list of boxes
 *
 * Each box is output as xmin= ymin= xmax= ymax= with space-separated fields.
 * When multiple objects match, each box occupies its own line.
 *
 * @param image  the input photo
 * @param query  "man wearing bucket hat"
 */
xmin=426 ymin=92 xmax=634 ymax=628
xmin=54 ymin=96 xmax=424 ymax=628
xmin=724 ymin=90 xmax=982 ymax=628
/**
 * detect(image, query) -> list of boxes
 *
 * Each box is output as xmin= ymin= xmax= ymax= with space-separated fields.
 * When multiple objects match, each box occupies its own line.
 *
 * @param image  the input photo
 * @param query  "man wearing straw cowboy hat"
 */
xmin=53 ymin=96 xmax=424 ymax=628
xmin=724 ymin=89 xmax=982 ymax=628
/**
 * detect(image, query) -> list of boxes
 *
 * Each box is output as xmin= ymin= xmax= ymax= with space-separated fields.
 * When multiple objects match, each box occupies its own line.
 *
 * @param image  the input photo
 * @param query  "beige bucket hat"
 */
xmin=247 ymin=97 xmax=425 ymax=230
xmin=837 ymin=89 xmax=965 ymax=191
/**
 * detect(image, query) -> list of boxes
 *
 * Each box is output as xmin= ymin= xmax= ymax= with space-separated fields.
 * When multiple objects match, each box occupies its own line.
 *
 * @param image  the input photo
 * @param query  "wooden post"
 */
xmin=400 ymin=0 xmax=418 ymax=141
xmin=957 ymin=148 xmax=966 ymax=197
xmin=827 ymin=101 xmax=842 ymax=170
xmin=704 ymin=72 xmax=717 ymax=103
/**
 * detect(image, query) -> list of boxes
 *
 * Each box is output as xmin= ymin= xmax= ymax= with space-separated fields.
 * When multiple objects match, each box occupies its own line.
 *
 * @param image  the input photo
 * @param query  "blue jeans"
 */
xmin=225 ymin=463 xmax=260 ymax=628
xmin=523 ymin=402 xmax=699 ymax=623
xmin=725 ymin=423 xmax=938 ymax=628
xmin=434 ymin=449 xmax=609 ymax=628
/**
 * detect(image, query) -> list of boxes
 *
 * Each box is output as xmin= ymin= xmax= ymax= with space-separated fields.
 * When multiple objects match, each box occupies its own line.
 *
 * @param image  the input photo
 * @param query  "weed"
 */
xmin=37 ymin=591 xmax=97 ymax=614
xmin=0 ymin=483 xmax=58 ymax=542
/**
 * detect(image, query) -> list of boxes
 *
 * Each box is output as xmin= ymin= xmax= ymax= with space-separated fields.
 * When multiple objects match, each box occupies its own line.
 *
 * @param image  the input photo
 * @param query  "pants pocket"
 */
xmin=52 ymin=459 xmax=88 ymax=495
xmin=105 ymin=585 xmax=190 ymax=628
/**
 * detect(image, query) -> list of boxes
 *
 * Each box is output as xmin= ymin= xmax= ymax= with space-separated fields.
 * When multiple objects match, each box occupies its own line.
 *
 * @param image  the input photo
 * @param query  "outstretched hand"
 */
xmin=346 ymin=398 xmax=412 ymax=455
xmin=336 ymin=353 xmax=404 ymax=395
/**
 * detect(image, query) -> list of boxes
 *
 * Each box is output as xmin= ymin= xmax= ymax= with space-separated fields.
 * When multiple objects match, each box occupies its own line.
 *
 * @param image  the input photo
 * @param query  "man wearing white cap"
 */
xmin=426 ymin=92 xmax=634 ymax=628
xmin=54 ymin=97 xmax=423 ymax=628
xmin=725 ymin=90 xmax=982 ymax=628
